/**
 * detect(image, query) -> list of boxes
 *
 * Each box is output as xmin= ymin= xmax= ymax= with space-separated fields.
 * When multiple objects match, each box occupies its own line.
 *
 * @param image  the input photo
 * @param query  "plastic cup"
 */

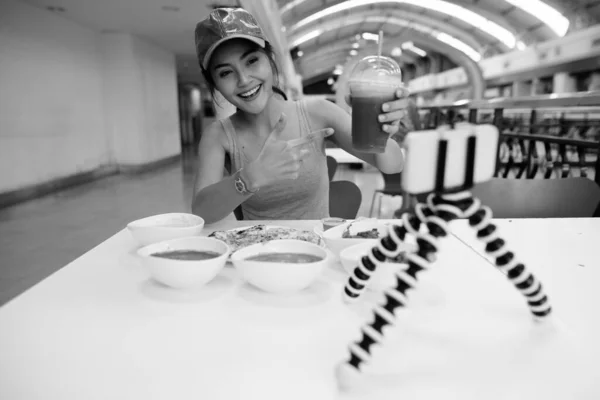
xmin=348 ymin=56 xmax=404 ymax=153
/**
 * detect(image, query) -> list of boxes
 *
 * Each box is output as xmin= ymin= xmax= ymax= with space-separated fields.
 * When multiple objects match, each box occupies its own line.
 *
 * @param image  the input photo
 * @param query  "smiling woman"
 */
xmin=191 ymin=7 xmax=409 ymax=223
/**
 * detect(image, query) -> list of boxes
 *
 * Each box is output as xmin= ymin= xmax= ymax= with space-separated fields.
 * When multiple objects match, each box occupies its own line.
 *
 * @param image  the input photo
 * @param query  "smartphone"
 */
xmin=401 ymin=124 xmax=499 ymax=194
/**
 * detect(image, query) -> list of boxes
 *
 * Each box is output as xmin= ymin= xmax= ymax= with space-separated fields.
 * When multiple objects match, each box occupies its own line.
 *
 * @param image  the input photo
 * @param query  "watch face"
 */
xmin=234 ymin=178 xmax=245 ymax=193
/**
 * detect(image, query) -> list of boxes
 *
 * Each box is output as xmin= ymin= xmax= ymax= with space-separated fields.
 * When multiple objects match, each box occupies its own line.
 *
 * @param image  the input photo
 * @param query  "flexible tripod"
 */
xmin=336 ymin=126 xmax=552 ymax=390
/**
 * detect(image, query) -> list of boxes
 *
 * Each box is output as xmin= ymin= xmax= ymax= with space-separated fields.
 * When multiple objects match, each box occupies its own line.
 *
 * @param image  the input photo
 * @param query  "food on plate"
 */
xmin=150 ymin=250 xmax=221 ymax=261
xmin=208 ymin=225 xmax=322 ymax=252
xmin=245 ymin=252 xmax=324 ymax=263
xmin=342 ymin=227 xmax=380 ymax=239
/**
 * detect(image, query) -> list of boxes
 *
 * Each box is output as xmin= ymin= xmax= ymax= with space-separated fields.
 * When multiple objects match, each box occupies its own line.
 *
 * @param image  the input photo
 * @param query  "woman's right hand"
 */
xmin=244 ymin=113 xmax=331 ymax=190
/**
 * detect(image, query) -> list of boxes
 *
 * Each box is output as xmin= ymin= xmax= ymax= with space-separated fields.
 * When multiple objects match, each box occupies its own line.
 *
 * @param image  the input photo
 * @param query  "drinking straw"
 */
xmin=377 ymin=30 xmax=384 ymax=65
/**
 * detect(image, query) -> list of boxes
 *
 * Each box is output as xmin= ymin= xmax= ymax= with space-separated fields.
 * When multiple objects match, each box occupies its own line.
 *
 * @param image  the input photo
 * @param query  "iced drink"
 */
xmin=349 ymin=56 xmax=403 ymax=153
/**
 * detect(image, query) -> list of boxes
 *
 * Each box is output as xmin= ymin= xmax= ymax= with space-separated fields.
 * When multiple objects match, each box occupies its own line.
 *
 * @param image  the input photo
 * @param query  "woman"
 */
xmin=192 ymin=8 xmax=409 ymax=224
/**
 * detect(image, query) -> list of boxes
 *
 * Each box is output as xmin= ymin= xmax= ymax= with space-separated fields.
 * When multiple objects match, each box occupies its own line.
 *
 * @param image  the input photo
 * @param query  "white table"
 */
xmin=325 ymin=148 xmax=365 ymax=164
xmin=1 ymin=219 xmax=599 ymax=400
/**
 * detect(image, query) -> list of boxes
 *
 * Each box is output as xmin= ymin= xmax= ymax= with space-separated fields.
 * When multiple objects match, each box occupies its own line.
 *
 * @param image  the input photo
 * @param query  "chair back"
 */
xmin=329 ymin=180 xmax=362 ymax=219
xmin=380 ymin=172 xmax=403 ymax=195
xmin=233 ymin=205 xmax=244 ymax=221
xmin=326 ymin=155 xmax=338 ymax=181
xmin=470 ymin=177 xmax=600 ymax=218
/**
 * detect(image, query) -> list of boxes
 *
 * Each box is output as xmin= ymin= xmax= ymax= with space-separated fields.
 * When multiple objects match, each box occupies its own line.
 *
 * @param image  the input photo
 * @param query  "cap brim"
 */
xmin=202 ymin=35 xmax=266 ymax=70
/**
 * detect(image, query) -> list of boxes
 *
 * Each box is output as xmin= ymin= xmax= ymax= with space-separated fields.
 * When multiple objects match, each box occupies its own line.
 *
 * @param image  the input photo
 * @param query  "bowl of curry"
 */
xmin=231 ymin=239 xmax=329 ymax=294
xmin=137 ymin=236 xmax=230 ymax=289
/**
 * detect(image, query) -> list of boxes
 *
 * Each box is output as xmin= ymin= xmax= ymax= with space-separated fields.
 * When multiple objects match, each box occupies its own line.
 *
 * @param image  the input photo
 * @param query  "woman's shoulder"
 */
xmin=299 ymin=97 xmax=340 ymax=123
xmin=199 ymin=119 xmax=230 ymax=152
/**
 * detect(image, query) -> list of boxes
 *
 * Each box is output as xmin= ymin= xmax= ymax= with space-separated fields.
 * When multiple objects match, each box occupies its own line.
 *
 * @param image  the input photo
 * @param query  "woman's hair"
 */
xmin=201 ymin=41 xmax=287 ymax=102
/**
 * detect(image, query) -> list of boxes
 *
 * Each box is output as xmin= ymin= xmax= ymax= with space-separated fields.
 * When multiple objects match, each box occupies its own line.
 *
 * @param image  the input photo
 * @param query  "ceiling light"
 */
xmin=516 ymin=41 xmax=527 ymax=51
xmin=352 ymin=43 xmax=360 ymax=48
xmin=290 ymin=30 xmax=322 ymax=47
xmin=362 ymin=32 xmax=380 ymax=41
xmin=349 ymin=49 xmax=358 ymax=56
xmin=436 ymin=32 xmax=481 ymax=61
xmin=283 ymin=0 xmax=568 ymax=40
xmin=327 ymin=77 xmax=335 ymax=85
xmin=280 ymin=0 xmax=306 ymax=16
xmin=401 ymin=42 xmax=427 ymax=57
xmin=290 ymin=0 xmax=516 ymax=48
xmin=391 ymin=47 xmax=403 ymax=57
xmin=504 ymin=0 xmax=568 ymax=36
xmin=290 ymin=16 xmax=480 ymax=62
xmin=297 ymin=50 xmax=304 ymax=57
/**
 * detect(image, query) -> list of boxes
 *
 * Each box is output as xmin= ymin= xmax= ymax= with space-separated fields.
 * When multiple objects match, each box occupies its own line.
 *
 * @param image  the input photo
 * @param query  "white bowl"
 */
xmin=231 ymin=240 xmax=329 ymax=294
xmin=127 ymin=213 xmax=205 ymax=246
xmin=137 ymin=236 xmax=229 ymax=289
xmin=321 ymin=219 xmax=390 ymax=257
xmin=339 ymin=241 xmax=416 ymax=290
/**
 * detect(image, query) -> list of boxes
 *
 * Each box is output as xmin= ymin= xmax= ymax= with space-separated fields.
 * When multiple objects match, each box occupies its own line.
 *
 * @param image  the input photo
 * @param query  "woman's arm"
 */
xmin=306 ymin=98 xmax=405 ymax=174
xmin=191 ymin=123 xmax=253 ymax=224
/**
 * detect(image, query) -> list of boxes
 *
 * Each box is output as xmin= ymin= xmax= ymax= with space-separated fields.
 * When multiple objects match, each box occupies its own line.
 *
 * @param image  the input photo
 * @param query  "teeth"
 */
xmin=240 ymin=85 xmax=260 ymax=98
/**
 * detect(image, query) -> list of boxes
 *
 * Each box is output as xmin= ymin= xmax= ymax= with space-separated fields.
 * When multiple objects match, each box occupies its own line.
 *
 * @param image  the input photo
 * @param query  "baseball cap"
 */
xmin=195 ymin=8 xmax=267 ymax=70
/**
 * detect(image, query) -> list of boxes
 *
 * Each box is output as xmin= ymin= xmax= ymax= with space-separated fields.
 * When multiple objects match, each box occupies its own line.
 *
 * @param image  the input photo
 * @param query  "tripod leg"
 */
xmin=466 ymin=200 xmax=552 ymax=319
xmin=337 ymin=193 xmax=467 ymax=390
xmin=342 ymin=211 xmax=425 ymax=302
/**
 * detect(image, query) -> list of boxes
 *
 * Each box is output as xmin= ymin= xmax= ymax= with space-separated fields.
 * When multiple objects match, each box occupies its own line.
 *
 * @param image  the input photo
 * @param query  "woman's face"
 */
xmin=209 ymin=39 xmax=274 ymax=114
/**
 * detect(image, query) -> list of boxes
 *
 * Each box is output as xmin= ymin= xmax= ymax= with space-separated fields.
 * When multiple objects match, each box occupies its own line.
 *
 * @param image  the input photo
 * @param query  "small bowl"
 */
xmin=231 ymin=240 xmax=329 ymax=294
xmin=339 ymin=241 xmax=416 ymax=290
xmin=321 ymin=217 xmax=346 ymax=231
xmin=321 ymin=219 xmax=390 ymax=257
xmin=127 ymin=213 xmax=205 ymax=246
xmin=137 ymin=237 xmax=229 ymax=289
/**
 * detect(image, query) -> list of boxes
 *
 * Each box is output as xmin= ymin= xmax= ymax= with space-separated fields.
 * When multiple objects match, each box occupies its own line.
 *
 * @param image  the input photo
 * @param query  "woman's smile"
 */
xmin=238 ymin=84 xmax=262 ymax=101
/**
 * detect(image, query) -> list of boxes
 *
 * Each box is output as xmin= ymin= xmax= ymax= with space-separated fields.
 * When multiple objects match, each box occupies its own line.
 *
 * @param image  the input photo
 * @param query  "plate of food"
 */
xmin=320 ymin=218 xmax=392 ymax=256
xmin=208 ymin=224 xmax=324 ymax=254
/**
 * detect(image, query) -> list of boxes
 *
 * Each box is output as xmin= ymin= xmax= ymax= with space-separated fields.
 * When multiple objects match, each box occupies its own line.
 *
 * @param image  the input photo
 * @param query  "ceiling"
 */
xmin=20 ymin=0 xmax=600 ymax=86
xmin=282 ymin=0 xmax=600 ymax=84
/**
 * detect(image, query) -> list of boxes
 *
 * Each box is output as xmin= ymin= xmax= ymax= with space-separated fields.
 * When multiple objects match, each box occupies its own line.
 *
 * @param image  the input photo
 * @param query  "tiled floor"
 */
xmin=0 ymin=151 xmax=401 ymax=306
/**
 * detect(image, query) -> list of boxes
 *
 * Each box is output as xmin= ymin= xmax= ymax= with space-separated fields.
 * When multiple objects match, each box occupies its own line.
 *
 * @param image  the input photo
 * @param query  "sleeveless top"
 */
xmin=221 ymin=100 xmax=330 ymax=220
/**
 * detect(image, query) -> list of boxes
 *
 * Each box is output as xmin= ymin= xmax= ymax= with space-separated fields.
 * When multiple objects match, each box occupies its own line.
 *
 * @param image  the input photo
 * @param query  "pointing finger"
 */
xmin=265 ymin=113 xmax=287 ymax=143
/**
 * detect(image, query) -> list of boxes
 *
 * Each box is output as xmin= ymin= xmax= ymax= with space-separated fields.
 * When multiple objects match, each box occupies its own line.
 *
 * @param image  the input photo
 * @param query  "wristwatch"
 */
xmin=233 ymin=168 xmax=259 ymax=195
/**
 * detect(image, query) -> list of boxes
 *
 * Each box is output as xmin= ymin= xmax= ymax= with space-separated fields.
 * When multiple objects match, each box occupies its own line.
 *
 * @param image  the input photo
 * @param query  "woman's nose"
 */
xmin=237 ymin=70 xmax=251 ymax=86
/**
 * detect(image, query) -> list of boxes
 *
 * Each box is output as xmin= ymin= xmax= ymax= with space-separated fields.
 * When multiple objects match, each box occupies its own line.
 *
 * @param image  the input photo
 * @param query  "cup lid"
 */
xmin=349 ymin=55 xmax=402 ymax=84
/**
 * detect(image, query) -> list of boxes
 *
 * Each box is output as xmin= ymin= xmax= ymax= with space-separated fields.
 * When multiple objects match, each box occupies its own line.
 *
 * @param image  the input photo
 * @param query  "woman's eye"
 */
xmin=219 ymin=70 xmax=232 ymax=78
xmin=248 ymin=56 xmax=258 ymax=65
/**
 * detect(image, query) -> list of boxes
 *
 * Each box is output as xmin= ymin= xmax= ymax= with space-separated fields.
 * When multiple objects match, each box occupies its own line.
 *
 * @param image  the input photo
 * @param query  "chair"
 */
xmin=496 ymin=132 xmax=600 ymax=184
xmin=369 ymin=173 xmax=407 ymax=218
xmin=326 ymin=155 xmax=338 ymax=181
xmin=470 ymin=177 xmax=600 ymax=218
xmin=233 ymin=205 xmax=244 ymax=220
xmin=329 ymin=180 xmax=362 ymax=219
